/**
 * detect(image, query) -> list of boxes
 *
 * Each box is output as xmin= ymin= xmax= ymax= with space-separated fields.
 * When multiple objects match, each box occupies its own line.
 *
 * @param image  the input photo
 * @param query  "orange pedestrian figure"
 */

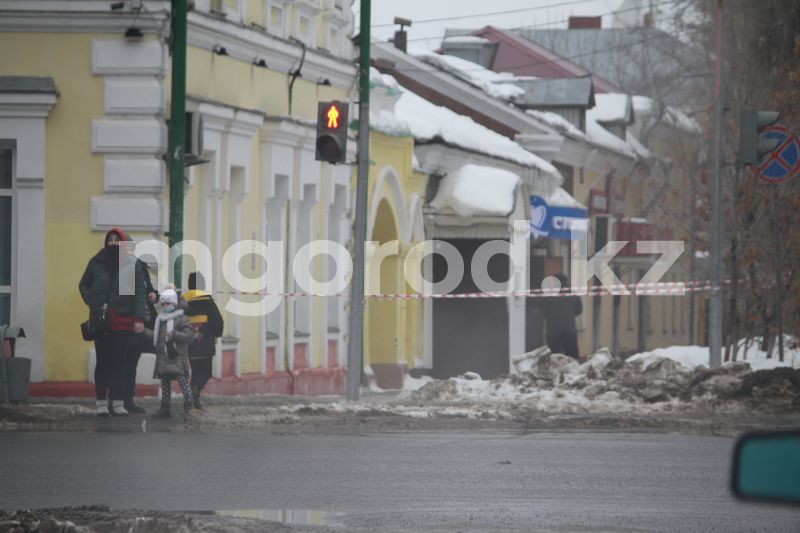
xmin=326 ymin=105 xmax=339 ymax=128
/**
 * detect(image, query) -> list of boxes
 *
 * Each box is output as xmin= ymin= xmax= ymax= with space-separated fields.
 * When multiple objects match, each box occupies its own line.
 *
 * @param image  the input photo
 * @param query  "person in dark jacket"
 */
xmin=540 ymin=272 xmax=582 ymax=360
xmin=184 ymin=272 xmax=224 ymax=409
xmin=122 ymin=239 xmax=158 ymax=414
xmin=78 ymin=227 xmax=146 ymax=417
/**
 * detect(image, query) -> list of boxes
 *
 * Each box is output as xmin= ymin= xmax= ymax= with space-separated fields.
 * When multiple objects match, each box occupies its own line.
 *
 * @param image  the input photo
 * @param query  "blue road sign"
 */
xmin=758 ymin=125 xmax=800 ymax=183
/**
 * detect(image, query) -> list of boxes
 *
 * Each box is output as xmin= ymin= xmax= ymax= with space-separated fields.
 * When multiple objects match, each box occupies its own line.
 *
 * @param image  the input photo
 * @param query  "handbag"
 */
xmin=160 ymin=339 xmax=182 ymax=378
xmin=80 ymin=305 xmax=108 ymax=341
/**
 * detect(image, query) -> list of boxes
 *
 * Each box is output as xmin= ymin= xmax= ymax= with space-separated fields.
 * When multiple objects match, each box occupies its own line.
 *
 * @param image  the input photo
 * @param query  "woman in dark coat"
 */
xmin=78 ymin=227 xmax=146 ymax=417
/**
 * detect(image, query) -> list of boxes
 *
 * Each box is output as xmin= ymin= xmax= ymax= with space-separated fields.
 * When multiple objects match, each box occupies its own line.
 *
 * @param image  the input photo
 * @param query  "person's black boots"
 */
xmin=191 ymin=385 xmax=204 ymax=410
xmin=124 ymin=397 xmax=146 ymax=414
xmin=151 ymin=406 xmax=171 ymax=419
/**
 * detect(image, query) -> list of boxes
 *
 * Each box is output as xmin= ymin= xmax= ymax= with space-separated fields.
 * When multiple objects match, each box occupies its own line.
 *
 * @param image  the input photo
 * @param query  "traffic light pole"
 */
xmin=346 ymin=0 xmax=370 ymax=401
xmin=709 ymin=0 xmax=725 ymax=369
xmin=168 ymin=0 xmax=187 ymax=288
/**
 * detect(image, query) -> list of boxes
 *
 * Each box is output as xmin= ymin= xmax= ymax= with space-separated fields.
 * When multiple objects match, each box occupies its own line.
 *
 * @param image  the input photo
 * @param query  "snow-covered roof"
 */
xmin=625 ymin=131 xmax=652 ymax=159
xmin=585 ymin=117 xmax=636 ymax=158
xmin=632 ymin=95 xmax=702 ymax=134
xmin=526 ymin=109 xmax=587 ymax=141
xmin=413 ymin=51 xmax=525 ymax=102
xmin=442 ymin=35 xmax=490 ymax=45
xmin=431 ymin=164 xmax=520 ymax=217
xmin=394 ymin=84 xmax=560 ymax=176
xmin=590 ymin=93 xmax=633 ymax=124
xmin=547 ymin=187 xmax=585 ymax=209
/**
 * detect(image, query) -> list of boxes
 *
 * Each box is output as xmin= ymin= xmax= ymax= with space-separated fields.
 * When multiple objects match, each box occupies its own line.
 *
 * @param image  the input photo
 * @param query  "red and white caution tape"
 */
xmin=205 ymin=279 xmax=728 ymax=301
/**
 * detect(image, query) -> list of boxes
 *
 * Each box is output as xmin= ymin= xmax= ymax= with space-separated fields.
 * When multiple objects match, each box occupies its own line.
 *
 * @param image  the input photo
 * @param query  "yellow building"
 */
xmin=0 ymin=0 xmax=361 ymax=395
xmin=362 ymin=73 xmax=428 ymax=389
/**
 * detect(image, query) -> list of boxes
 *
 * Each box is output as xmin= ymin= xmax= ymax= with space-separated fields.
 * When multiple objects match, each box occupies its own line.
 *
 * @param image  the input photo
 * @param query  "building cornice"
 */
xmin=0 ymin=3 xmax=357 ymax=90
xmin=188 ymin=12 xmax=356 ymax=90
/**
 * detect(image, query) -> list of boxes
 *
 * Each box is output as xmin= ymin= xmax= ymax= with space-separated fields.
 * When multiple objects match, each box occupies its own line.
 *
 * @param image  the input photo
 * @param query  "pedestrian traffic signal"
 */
xmin=316 ymin=101 xmax=349 ymax=163
xmin=739 ymin=108 xmax=780 ymax=165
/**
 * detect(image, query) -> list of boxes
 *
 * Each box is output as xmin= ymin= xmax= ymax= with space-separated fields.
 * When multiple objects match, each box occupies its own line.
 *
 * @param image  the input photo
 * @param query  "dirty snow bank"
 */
xmin=412 ymin=346 xmax=800 ymax=414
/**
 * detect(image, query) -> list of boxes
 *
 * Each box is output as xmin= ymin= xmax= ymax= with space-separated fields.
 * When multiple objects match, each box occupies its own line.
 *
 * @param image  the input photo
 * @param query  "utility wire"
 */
xmin=401 ymin=0 xmax=678 ymax=43
xmin=367 ymin=0 xmax=610 ymax=28
xmin=387 ymin=31 xmax=691 ymax=77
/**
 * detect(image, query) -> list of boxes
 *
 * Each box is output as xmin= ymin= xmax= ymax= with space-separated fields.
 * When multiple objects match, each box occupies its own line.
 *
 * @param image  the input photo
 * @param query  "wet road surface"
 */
xmin=1 ymin=431 xmax=799 ymax=532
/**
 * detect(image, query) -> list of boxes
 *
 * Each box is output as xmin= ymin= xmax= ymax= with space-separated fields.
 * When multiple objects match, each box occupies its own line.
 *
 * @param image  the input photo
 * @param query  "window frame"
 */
xmin=0 ymin=142 xmax=16 ymax=326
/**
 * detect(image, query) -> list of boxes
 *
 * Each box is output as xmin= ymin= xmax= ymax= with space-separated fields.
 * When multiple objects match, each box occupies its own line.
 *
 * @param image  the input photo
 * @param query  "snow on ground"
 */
xmin=628 ymin=339 xmax=800 ymax=371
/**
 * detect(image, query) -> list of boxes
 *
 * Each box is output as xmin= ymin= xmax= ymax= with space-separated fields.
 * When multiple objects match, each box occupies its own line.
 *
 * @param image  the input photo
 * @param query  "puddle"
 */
xmin=214 ymin=509 xmax=345 ymax=526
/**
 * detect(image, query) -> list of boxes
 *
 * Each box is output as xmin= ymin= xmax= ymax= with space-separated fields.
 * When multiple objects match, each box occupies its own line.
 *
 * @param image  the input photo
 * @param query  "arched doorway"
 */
xmin=366 ymin=199 xmax=403 ymax=388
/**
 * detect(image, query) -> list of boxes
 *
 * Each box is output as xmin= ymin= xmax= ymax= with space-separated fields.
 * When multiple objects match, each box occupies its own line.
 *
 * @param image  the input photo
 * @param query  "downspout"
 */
xmin=287 ymin=39 xmax=307 ymax=116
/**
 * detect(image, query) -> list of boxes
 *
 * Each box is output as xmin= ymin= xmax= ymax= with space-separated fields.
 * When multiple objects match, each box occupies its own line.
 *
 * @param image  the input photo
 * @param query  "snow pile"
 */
xmin=430 ymin=164 xmax=521 ymax=217
xmin=628 ymin=340 xmax=800 ymax=371
xmin=395 ymin=87 xmax=559 ymax=175
xmin=414 ymin=51 xmax=525 ymax=102
xmin=412 ymin=347 xmax=800 ymax=413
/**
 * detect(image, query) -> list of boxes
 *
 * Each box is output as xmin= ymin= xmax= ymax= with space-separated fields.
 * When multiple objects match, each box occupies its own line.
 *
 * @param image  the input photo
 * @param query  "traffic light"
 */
xmin=739 ymin=108 xmax=780 ymax=165
xmin=315 ymin=101 xmax=349 ymax=163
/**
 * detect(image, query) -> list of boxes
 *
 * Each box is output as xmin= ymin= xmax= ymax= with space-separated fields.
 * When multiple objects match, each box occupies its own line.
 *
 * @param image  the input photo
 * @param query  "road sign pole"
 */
xmin=709 ymin=0 xmax=725 ymax=369
xmin=770 ymin=184 xmax=785 ymax=362
xmin=346 ymin=0 xmax=370 ymax=401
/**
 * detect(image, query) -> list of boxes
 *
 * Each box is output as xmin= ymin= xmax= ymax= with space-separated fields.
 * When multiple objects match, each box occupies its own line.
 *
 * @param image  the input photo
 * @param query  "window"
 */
xmin=0 ymin=146 xmax=13 ymax=325
xmin=328 ymin=26 xmax=339 ymax=53
xmin=299 ymin=15 xmax=311 ymax=38
xmin=268 ymin=3 xmax=286 ymax=36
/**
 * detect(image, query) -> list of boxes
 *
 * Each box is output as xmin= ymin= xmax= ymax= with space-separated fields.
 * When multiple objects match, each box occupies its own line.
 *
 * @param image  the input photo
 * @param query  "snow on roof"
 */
xmin=589 ymin=93 xmax=632 ymax=124
xmin=413 ymin=51 xmax=525 ymax=102
xmin=632 ymin=95 xmax=701 ymax=134
xmin=526 ymin=109 xmax=587 ymax=141
xmin=394 ymin=85 xmax=560 ymax=175
xmin=431 ymin=164 xmax=520 ymax=217
xmin=369 ymin=66 xmax=401 ymax=92
xmin=626 ymin=131 xmax=652 ymax=159
xmin=370 ymin=109 xmax=411 ymax=136
xmin=442 ymin=35 xmax=490 ymax=44
xmin=547 ymin=187 xmax=585 ymax=209
xmin=585 ymin=118 xmax=636 ymax=158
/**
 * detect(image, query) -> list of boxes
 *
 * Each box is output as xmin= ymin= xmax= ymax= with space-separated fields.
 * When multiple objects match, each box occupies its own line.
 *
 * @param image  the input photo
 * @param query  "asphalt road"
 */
xmin=1 ymin=431 xmax=799 ymax=532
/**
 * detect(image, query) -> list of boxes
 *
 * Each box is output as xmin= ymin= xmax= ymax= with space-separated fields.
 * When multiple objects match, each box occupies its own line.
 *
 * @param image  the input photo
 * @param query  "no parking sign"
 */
xmin=758 ymin=125 xmax=800 ymax=183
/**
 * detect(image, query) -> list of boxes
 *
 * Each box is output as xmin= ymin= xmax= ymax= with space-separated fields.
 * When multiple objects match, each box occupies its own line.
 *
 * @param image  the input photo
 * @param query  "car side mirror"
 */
xmin=731 ymin=430 xmax=800 ymax=504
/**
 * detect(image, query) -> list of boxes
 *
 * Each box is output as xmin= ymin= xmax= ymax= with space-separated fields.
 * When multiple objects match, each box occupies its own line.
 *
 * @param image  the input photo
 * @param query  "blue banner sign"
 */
xmin=529 ymin=195 xmax=588 ymax=240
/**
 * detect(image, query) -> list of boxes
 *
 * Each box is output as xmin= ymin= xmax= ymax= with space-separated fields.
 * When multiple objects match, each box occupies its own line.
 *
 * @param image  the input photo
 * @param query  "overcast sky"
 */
xmin=355 ymin=0 xmax=628 ymax=50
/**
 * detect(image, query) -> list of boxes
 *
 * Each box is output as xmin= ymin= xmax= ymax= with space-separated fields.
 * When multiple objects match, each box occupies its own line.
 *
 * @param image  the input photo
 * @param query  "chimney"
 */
xmin=568 ymin=16 xmax=602 ymax=29
xmin=643 ymin=12 xmax=654 ymax=28
xmin=393 ymin=16 xmax=412 ymax=53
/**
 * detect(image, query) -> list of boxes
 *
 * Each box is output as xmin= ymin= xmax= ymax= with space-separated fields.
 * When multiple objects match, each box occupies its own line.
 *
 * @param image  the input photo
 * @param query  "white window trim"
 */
xmin=266 ymin=0 xmax=292 ymax=39
xmin=0 ymin=91 xmax=56 ymax=382
xmin=293 ymin=4 xmax=320 ymax=47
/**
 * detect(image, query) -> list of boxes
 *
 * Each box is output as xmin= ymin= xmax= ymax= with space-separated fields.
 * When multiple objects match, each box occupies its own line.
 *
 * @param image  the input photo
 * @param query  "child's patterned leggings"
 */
xmin=160 ymin=375 xmax=194 ymax=409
